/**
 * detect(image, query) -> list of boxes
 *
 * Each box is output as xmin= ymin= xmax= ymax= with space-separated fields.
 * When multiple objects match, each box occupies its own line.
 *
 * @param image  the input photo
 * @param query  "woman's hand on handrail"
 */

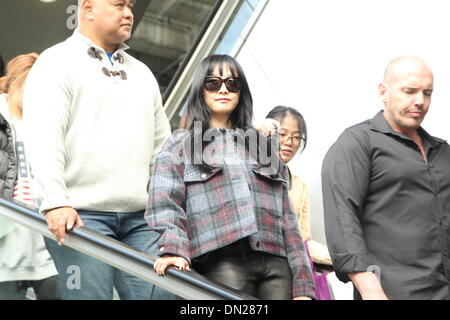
xmin=154 ymin=255 xmax=191 ymax=276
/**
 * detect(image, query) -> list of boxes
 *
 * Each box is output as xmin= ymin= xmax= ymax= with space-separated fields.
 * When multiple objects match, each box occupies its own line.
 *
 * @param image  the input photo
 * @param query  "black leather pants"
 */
xmin=193 ymin=238 xmax=293 ymax=300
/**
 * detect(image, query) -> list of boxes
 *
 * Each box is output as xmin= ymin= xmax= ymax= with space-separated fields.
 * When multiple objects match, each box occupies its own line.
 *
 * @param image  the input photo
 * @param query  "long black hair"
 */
xmin=182 ymin=55 xmax=280 ymax=173
xmin=266 ymin=106 xmax=308 ymax=152
xmin=186 ymin=54 xmax=253 ymax=132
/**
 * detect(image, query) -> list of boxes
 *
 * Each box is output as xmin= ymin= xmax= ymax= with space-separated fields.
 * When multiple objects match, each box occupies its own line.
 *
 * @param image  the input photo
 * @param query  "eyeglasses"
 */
xmin=279 ymin=133 xmax=303 ymax=145
xmin=204 ymin=76 xmax=241 ymax=93
xmin=87 ymin=47 xmax=128 ymax=80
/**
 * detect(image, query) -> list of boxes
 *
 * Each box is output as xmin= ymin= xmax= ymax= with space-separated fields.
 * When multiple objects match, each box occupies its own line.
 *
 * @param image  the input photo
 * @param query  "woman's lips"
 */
xmin=216 ymin=98 xmax=231 ymax=103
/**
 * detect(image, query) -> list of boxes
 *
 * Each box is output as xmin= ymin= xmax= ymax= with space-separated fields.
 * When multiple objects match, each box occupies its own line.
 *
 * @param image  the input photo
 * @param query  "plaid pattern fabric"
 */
xmin=145 ymin=131 xmax=315 ymax=298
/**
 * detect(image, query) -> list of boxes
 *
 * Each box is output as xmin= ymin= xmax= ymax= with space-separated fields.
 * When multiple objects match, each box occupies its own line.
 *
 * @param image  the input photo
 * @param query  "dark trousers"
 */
xmin=194 ymin=239 xmax=293 ymax=300
xmin=0 ymin=275 xmax=60 ymax=300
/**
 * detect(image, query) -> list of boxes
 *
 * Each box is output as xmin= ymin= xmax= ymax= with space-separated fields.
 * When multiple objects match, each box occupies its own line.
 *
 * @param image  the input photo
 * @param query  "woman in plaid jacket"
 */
xmin=145 ymin=55 xmax=315 ymax=300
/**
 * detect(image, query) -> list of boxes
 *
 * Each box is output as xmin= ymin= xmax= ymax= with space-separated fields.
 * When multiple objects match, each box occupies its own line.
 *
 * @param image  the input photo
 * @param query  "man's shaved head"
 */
xmin=383 ymin=56 xmax=433 ymax=86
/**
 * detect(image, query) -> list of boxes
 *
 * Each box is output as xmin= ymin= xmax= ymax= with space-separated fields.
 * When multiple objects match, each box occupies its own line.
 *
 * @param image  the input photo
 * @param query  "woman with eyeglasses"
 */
xmin=145 ymin=55 xmax=315 ymax=300
xmin=265 ymin=107 xmax=332 ymax=268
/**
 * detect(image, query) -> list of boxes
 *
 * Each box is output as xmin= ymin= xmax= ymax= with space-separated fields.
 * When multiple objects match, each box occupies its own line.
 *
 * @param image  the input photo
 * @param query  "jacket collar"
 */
xmin=370 ymin=110 xmax=446 ymax=148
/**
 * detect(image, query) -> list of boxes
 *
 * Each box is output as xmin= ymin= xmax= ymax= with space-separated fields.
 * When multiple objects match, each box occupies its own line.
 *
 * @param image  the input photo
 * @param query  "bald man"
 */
xmin=22 ymin=0 xmax=171 ymax=299
xmin=322 ymin=56 xmax=450 ymax=300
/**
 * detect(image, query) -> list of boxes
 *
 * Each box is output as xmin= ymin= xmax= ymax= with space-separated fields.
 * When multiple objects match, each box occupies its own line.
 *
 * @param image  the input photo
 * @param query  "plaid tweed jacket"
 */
xmin=145 ymin=130 xmax=315 ymax=298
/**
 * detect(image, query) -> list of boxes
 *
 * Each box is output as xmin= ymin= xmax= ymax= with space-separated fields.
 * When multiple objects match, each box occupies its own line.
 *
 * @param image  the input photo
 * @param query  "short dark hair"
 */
xmin=266 ymin=106 xmax=308 ymax=152
xmin=186 ymin=54 xmax=253 ymax=132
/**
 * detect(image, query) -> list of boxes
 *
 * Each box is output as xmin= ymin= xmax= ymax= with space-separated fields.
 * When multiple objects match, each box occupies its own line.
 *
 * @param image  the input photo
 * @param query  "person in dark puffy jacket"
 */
xmin=0 ymin=53 xmax=59 ymax=300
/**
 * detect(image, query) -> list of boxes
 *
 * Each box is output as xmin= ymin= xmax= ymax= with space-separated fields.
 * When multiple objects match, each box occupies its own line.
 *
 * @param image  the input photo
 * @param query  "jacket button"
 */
xmin=159 ymin=247 xmax=164 ymax=252
xmin=256 ymin=241 xmax=260 ymax=248
xmin=201 ymin=173 xmax=207 ymax=179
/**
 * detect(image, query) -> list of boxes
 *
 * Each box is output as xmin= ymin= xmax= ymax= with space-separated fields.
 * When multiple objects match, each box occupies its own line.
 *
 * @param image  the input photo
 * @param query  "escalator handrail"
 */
xmin=0 ymin=198 xmax=255 ymax=300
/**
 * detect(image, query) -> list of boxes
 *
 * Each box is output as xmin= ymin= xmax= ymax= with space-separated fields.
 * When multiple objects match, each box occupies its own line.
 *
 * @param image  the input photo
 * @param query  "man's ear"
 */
xmin=378 ymin=83 xmax=388 ymax=103
xmin=81 ymin=0 xmax=95 ymax=20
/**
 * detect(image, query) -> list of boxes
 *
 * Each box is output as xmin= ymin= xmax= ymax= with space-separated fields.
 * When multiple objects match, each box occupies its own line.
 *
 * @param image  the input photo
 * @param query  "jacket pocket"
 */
xmin=183 ymin=164 xmax=253 ymax=216
xmin=183 ymin=164 xmax=224 ymax=215
xmin=251 ymin=164 xmax=287 ymax=183
xmin=250 ymin=167 xmax=285 ymax=218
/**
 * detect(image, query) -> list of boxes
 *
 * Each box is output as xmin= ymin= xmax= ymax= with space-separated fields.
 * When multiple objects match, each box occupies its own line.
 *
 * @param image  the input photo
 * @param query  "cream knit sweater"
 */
xmin=23 ymin=30 xmax=171 ymax=213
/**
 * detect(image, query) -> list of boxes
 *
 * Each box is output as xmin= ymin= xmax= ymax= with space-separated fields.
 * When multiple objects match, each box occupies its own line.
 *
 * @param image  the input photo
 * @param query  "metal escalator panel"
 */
xmin=127 ymin=0 xmax=220 ymax=97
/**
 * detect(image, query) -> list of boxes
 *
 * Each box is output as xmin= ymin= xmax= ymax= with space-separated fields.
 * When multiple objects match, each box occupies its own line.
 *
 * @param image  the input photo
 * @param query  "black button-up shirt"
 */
xmin=322 ymin=111 xmax=450 ymax=300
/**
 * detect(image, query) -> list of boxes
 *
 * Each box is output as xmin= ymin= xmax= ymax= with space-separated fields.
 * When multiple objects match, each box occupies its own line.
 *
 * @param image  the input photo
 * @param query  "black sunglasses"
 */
xmin=204 ymin=76 xmax=241 ymax=93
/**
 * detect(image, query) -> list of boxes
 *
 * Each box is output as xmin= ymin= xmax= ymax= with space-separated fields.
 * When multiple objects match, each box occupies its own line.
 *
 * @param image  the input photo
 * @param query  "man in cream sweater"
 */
xmin=22 ymin=0 xmax=171 ymax=299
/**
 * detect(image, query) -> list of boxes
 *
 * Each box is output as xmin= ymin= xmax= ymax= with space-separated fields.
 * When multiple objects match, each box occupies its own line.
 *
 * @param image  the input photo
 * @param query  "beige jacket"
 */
xmin=289 ymin=174 xmax=332 ymax=265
